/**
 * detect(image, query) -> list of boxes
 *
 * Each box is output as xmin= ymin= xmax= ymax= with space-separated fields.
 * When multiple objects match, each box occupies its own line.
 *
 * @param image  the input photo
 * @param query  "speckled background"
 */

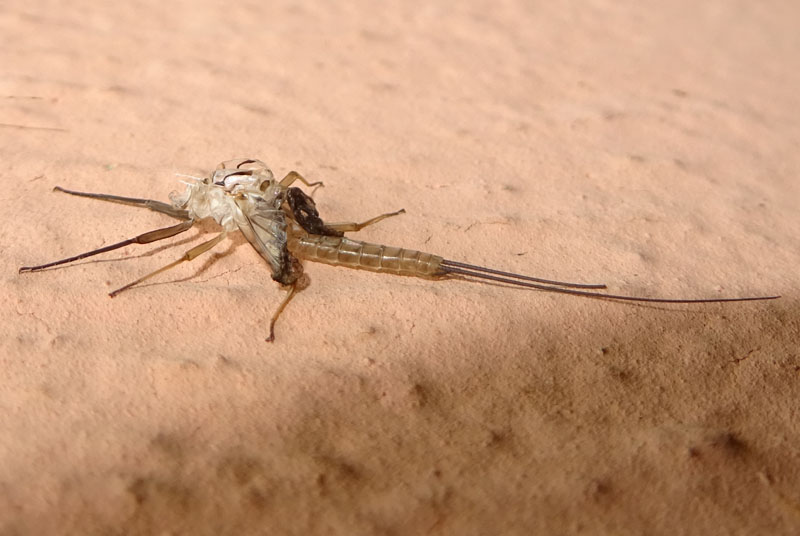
xmin=2 ymin=1 xmax=798 ymax=534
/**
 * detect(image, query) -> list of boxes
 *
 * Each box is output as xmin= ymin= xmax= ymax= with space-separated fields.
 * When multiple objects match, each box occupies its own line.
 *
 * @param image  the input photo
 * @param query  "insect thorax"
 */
xmin=170 ymin=160 xmax=283 ymax=231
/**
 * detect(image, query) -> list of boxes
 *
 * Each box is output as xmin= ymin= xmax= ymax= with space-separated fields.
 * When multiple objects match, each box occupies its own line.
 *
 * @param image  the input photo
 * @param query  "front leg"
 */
xmin=52 ymin=186 xmax=190 ymax=220
xmin=279 ymin=171 xmax=324 ymax=189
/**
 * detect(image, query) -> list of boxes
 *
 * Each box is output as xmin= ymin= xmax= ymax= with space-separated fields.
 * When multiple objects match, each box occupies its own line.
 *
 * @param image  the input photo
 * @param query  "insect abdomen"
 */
xmin=291 ymin=235 xmax=445 ymax=278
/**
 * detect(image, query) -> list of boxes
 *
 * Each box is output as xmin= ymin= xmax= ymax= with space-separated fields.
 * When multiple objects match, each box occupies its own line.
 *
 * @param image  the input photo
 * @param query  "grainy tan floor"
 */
xmin=2 ymin=1 xmax=799 ymax=534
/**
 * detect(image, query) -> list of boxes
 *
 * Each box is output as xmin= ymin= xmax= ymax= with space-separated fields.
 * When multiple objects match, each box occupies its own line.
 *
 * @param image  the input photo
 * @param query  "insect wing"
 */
xmin=233 ymin=196 xmax=288 ymax=278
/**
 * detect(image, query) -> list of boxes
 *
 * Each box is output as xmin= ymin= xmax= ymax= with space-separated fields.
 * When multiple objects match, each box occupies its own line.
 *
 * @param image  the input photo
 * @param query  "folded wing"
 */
xmin=234 ymin=196 xmax=290 ymax=282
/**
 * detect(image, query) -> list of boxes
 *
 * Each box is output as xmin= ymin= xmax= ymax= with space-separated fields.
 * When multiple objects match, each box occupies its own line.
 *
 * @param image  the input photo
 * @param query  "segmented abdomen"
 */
xmin=290 ymin=235 xmax=445 ymax=279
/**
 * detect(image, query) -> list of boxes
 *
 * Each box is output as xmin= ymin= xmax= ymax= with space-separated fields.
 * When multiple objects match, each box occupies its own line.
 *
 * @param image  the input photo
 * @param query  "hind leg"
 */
xmin=109 ymin=231 xmax=227 ymax=297
xmin=325 ymin=209 xmax=406 ymax=233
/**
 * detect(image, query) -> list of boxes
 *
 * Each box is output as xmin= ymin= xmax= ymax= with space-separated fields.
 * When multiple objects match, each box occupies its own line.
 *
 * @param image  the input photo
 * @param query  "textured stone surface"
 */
xmin=2 ymin=1 xmax=798 ymax=534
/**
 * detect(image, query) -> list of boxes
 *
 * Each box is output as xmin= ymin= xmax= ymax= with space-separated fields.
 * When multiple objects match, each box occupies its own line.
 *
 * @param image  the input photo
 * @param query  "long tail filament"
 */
xmin=438 ymin=260 xmax=780 ymax=304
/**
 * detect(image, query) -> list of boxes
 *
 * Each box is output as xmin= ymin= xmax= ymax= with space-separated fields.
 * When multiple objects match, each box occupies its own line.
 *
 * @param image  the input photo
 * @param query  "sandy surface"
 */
xmin=2 ymin=1 xmax=799 ymax=534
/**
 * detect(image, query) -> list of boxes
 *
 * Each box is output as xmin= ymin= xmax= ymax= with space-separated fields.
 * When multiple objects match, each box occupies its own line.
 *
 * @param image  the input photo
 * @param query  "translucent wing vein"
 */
xmin=234 ymin=196 xmax=288 ymax=279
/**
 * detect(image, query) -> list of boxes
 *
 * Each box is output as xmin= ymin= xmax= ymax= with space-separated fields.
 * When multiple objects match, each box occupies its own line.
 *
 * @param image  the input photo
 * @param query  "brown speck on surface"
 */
xmin=710 ymin=432 xmax=748 ymax=456
xmin=408 ymin=382 xmax=429 ymax=408
xmin=484 ymin=428 xmax=511 ymax=448
xmin=586 ymin=479 xmax=613 ymax=503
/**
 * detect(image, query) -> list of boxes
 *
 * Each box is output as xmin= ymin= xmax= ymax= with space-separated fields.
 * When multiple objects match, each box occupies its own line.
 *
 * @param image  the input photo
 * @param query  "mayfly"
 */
xmin=19 ymin=158 xmax=780 ymax=341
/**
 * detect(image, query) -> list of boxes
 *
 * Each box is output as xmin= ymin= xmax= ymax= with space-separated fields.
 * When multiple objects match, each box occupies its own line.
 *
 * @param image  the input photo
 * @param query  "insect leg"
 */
xmin=325 ymin=209 xmax=407 ymax=233
xmin=266 ymin=283 xmax=300 ymax=343
xmin=19 ymin=220 xmax=195 ymax=273
xmin=279 ymin=171 xmax=324 ymax=189
xmin=109 ymin=231 xmax=227 ymax=297
xmin=53 ymin=186 xmax=190 ymax=220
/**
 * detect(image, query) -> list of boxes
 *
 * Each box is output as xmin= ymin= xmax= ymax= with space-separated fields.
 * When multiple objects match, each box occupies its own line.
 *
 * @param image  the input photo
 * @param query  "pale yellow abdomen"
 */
xmin=290 ymin=235 xmax=445 ymax=279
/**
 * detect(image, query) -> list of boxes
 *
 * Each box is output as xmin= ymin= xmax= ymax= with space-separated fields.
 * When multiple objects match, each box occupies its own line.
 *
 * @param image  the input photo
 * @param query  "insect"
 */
xmin=19 ymin=158 xmax=780 ymax=341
